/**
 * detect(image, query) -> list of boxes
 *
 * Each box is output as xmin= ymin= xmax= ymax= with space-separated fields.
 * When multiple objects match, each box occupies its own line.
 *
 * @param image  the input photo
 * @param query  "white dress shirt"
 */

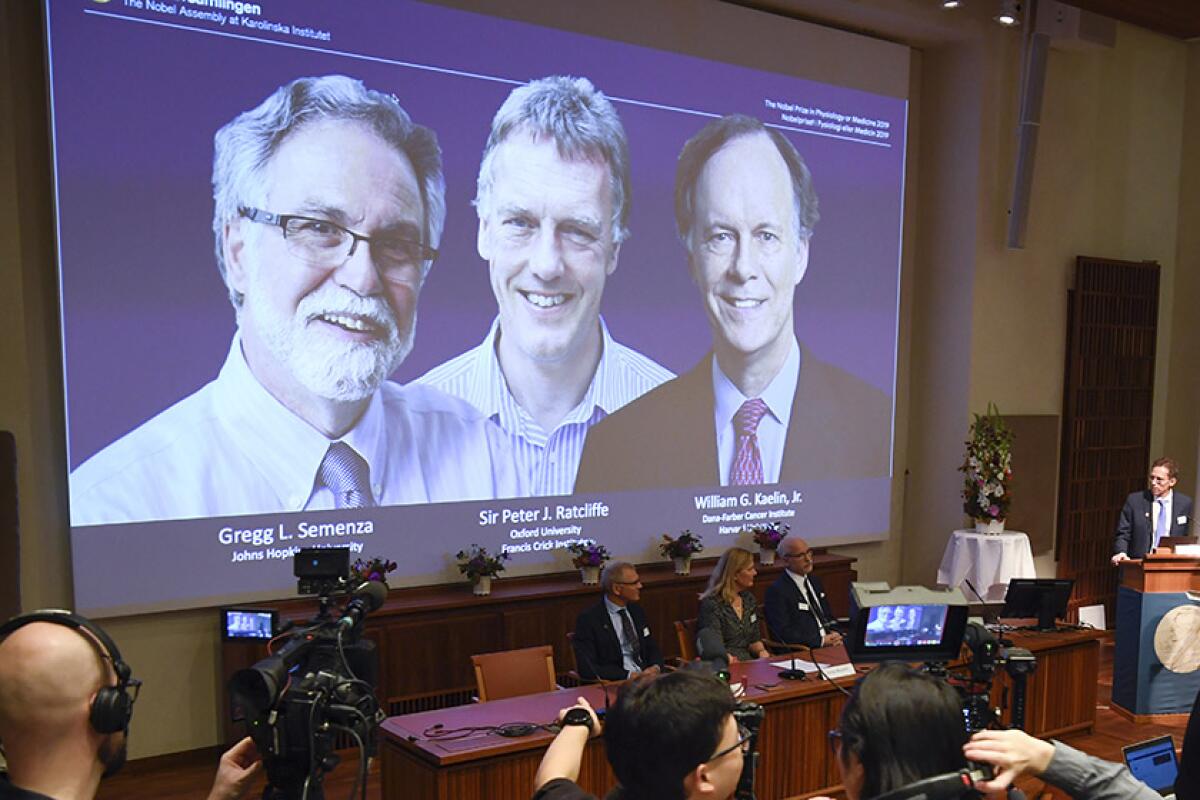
xmin=604 ymin=595 xmax=642 ymax=676
xmin=785 ymin=568 xmax=827 ymax=637
xmin=713 ymin=340 xmax=800 ymax=485
xmin=416 ymin=316 xmax=673 ymax=496
xmin=70 ymin=335 xmax=522 ymax=525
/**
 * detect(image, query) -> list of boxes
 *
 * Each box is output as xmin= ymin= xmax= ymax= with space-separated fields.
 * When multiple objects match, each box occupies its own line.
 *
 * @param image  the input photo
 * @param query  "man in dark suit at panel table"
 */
xmin=1112 ymin=456 xmax=1194 ymax=565
xmin=572 ymin=561 xmax=664 ymax=681
xmin=764 ymin=535 xmax=842 ymax=649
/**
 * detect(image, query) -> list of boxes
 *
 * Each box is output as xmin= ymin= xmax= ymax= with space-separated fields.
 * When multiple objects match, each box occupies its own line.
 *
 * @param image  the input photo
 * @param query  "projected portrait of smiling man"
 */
xmin=70 ymin=75 xmax=519 ymax=525
xmin=418 ymin=76 xmax=673 ymax=497
xmin=576 ymin=114 xmax=888 ymax=492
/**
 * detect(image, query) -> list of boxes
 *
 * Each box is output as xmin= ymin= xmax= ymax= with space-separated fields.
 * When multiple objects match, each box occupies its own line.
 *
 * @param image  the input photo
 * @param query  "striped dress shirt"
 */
xmin=416 ymin=317 xmax=674 ymax=496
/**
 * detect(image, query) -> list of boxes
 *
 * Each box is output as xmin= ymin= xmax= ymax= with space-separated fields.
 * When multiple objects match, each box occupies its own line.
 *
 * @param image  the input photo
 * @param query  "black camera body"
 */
xmin=229 ymin=548 xmax=386 ymax=800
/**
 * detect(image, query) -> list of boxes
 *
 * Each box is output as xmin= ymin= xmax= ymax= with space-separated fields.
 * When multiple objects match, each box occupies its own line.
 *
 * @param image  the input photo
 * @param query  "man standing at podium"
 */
xmin=1112 ymin=457 xmax=1194 ymax=565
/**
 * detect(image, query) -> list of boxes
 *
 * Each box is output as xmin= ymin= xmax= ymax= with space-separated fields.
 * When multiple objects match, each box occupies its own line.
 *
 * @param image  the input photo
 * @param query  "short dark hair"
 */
xmin=1152 ymin=457 xmax=1179 ymax=480
xmin=837 ymin=662 xmax=968 ymax=798
xmin=604 ymin=670 xmax=736 ymax=800
xmin=674 ymin=114 xmax=818 ymax=247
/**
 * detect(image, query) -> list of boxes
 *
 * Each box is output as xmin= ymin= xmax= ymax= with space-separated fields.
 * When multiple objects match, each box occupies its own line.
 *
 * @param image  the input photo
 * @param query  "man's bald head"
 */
xmin=0 ymin=621 xmax=111 ymax=741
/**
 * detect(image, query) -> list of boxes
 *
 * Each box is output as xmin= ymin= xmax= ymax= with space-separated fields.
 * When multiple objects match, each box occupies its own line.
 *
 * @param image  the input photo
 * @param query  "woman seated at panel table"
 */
xmin=697 ymin=547 xmax=769 ymax=662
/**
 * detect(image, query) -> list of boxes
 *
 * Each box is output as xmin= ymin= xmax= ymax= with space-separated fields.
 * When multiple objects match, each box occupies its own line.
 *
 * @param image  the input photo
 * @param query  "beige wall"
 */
xmin=2 ymin=1 xmax=1198 ymax=759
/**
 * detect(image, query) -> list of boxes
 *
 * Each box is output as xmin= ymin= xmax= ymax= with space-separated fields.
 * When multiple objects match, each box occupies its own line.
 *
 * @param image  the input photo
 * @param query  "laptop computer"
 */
xmin=1123 ymin=735 xmax=1178 ymax=798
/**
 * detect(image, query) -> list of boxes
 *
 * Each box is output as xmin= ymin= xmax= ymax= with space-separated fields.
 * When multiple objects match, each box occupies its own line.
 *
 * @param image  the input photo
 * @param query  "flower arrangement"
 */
xmin=567 ymin=541 xmax=611 ymax=569
xmin=659 ymin=530 xmax=704 ymax=559
xmin=749 ymin=521 xmax=789 ymax=551
xmin=455 ymin=544 xmax=509 ymax=583
xmin=350 ymin=556 xmax=398 ymax=586
xmin=959 ymin=403 xmax=1014 ymax=522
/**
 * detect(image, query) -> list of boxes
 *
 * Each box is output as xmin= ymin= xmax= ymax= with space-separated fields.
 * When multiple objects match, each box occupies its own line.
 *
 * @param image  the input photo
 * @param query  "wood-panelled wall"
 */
xmin=1057 ymin=256 xmax=1160 ymax=621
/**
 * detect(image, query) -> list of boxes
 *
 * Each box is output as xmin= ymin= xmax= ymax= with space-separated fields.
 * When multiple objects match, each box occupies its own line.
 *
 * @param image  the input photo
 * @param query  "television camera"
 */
xmin=229 ymin=547 xmax=387 ymax=800
xmin=843 ymin=583 xmax=1037 ymax=732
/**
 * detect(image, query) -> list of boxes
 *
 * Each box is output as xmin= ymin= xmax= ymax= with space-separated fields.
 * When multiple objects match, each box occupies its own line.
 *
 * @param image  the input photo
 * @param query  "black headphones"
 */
xmin=0 ymin=609 xmax=139 ymax=735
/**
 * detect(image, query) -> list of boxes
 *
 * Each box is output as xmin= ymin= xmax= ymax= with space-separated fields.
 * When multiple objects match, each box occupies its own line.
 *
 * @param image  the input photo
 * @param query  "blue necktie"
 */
xmin=318 ymin=442 xmax=376 ymax=509
xmin=1155 ymin=500 xmax=1168 ymax=549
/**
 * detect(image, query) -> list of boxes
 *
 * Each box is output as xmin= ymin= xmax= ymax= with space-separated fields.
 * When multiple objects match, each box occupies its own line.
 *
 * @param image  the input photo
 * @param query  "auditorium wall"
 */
xmin=2 ymin=0 xmax=1198 ymax=760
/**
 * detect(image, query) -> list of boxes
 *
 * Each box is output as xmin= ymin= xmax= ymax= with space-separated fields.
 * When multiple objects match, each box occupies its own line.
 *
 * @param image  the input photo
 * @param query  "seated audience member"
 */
xmin=1177 ymin=687 xmax=1200 ymax=800
xmin=572 ymin=562 xmax=664 ymax=681
xmin=764 ymin=535 xmax=841 ymax=649
xmin=697 ymin=548 xmax=768 ymax=662
xmin=0 ymin=611 xmax=260 ymax=800
xmin=818 ymin=662 xmax=971 ymax=800
xmin=532 ymin=670 xmax=745 ymax=800
xmin=965 ymin=728 xmax=1162 ymax=800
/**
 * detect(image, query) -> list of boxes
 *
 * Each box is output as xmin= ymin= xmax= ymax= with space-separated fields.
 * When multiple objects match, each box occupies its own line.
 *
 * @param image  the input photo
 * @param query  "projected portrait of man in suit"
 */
xmin=417 ymin=76 xmax=673 ymax=496
xmin=69 ymin=75 xmax=519 ymax=525
xmin=575 ymin=114 xmax=889 ymax=492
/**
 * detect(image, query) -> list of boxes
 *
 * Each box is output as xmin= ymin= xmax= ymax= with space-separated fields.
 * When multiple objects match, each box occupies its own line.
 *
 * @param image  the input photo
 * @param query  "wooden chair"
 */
xmin=674 ymin=618 xmax=699 ymax=661
xmin=470 ymin=644 xmax=558 ymax=702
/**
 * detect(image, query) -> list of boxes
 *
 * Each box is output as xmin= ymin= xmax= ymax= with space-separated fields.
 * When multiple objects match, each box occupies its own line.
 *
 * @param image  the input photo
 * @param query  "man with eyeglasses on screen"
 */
xmin=764 ymin=535 xmax=842 ymax=649
xmin=70 ymin=75 xmax=519 ymax=525
xmin=531 ymin=671 xmax=746 ymax=800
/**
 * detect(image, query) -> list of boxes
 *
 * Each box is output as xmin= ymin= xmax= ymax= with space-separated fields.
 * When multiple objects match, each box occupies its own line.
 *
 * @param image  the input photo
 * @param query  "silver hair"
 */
xmin=475 ymin=75 xmax=631 ymax=244
xmin=211 ymin=74 xmax=446 ymax=308
xmin=600 ymin=561 xmax=636 ymax=593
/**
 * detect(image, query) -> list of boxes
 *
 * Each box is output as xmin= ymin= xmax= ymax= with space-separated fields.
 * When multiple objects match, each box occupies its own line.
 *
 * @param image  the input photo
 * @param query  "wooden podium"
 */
xmin=1113 ymin=553 xmax=1200 ymax=721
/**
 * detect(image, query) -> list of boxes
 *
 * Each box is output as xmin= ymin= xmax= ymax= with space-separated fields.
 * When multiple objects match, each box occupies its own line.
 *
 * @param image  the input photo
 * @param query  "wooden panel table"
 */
xmin=379 ymin=627 xmax=1103 ymax=800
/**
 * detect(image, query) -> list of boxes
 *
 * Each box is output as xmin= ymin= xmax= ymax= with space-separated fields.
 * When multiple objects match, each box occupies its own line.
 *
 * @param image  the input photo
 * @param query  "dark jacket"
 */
xmin=763 ymin=572 xmax=835 ymax=649
xmin=572 ymin=600 xmax=664 ymax=681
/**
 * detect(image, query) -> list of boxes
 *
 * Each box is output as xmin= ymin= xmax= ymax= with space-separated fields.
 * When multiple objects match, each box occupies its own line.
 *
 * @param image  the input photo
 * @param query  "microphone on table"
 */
xmin=695 ymin=627 xmax=732 ymax=682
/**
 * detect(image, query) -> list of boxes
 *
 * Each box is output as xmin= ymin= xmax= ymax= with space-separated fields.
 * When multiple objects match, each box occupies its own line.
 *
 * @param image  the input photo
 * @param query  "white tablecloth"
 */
xmin=936 ymin=529 xmax=1037 ymax=602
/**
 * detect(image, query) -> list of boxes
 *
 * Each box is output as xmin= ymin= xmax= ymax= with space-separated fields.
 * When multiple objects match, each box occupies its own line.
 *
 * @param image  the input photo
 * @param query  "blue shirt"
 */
xmin=416 ymin=317 xmax=673 ymax=496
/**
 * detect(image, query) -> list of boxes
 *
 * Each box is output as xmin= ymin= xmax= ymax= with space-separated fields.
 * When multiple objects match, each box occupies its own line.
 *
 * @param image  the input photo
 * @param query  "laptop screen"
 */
xmin=1124 ymin=735 xmax=1178 ymax=794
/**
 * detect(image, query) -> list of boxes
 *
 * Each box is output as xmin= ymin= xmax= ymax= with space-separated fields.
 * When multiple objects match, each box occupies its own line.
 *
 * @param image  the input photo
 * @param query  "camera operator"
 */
xmin=0 ymin=612 xmax=261 ymax=800
xmin=532 ymin=670 xmax=745 ymax=800
xmin=964 ymin=728 xmax=1160 ymax=800
xmin=815 ymin=663 xmax=973 ymax=800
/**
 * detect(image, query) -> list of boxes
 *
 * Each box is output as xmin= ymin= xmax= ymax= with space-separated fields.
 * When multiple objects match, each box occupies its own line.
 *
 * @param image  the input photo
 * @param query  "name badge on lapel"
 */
xmin=642 ymin=627 xmax=650 ymax=637
xmin=797 ymin=602 xmax=810 ymax=611
xmin=749 ymin=613 xmax=757 ymax=623
xmin=1179 ymin=516 xmax=1189 ymax=525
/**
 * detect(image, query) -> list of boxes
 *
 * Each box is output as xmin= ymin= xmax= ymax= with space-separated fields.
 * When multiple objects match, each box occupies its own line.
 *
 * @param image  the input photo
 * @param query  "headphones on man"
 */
xmin=0 ymin=609 xmax=139 ymax=735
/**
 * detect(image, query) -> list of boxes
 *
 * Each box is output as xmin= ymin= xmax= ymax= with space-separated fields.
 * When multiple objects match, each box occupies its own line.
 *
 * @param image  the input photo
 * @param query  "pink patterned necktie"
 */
xmin=318 ymin=441 xmax=377 ymax=509
xmin=730 ymin=398 xmax=769 ymax=486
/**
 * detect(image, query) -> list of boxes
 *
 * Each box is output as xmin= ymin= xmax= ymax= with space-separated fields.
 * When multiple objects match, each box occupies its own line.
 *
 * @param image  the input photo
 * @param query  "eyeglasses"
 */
xmin=783 ymin=550 xmax=814 ymax=560
xmin=827 ymin=728 xmax=842 ymax=752
xmin=709 ymin=724 xmax=753 ymax=761
xmin=239 ymin=207 xmax=438 ymax=283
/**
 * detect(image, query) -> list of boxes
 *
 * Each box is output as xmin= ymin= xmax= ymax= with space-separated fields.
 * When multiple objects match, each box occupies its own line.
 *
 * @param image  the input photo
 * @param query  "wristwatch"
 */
xmin=561 ymin=707 xmax=594 ymax=731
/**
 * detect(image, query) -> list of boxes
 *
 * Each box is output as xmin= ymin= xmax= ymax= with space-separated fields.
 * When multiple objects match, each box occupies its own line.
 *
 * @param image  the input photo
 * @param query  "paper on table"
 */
xmin=770 ymin=659 xmax=857 ymax=679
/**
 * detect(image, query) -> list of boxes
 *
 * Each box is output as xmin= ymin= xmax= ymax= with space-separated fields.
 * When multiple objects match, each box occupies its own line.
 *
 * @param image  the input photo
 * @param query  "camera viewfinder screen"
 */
xmin=863 ymin=604 xmax=946 ymax=648
xmin=223 ymin=609 xmax=276 ymax=640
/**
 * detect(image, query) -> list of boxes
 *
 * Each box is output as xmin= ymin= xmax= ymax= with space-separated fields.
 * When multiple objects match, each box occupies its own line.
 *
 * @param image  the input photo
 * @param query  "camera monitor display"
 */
xmin=1001 ymin=578 xmax=1075 ymax=631
xmin=47 ymin=0 xmax=909 ymax=615
xmin=221 ymin=608 xmax=278 ymax=641
xmin=845 ymin=584 xmax=969 ymax=664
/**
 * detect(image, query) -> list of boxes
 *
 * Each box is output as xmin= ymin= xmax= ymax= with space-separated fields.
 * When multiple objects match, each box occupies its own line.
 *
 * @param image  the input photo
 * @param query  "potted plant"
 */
xmin=659 ymin=530 xmax=704 ymax=575
xmin=567 ymin=541 xmax=611 ymax=585
xmin=455 ymin=544 xmax=509 ymax=596
xmin=350 ymin=556 xmax=398 ymax=587
xmin=749 ymin=522 xmax=789 ymax=565
xmin=959 ymin=402 xmax=1014 ymax=534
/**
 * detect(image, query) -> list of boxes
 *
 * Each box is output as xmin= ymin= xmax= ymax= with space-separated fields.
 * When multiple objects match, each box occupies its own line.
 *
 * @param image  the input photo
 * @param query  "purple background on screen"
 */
xmin=47 ymin=1 xmax=907 ymax=613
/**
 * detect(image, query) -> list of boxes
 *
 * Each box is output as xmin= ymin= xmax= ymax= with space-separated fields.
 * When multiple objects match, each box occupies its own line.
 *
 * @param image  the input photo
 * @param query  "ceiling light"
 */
xmin=995 ymin=0 xmax=1021 ymax=26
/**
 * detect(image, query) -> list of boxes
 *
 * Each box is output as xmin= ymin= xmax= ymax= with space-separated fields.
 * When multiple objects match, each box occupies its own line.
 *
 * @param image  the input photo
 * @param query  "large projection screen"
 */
xmin=48 ymin=0 xmax=909 ymax=615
